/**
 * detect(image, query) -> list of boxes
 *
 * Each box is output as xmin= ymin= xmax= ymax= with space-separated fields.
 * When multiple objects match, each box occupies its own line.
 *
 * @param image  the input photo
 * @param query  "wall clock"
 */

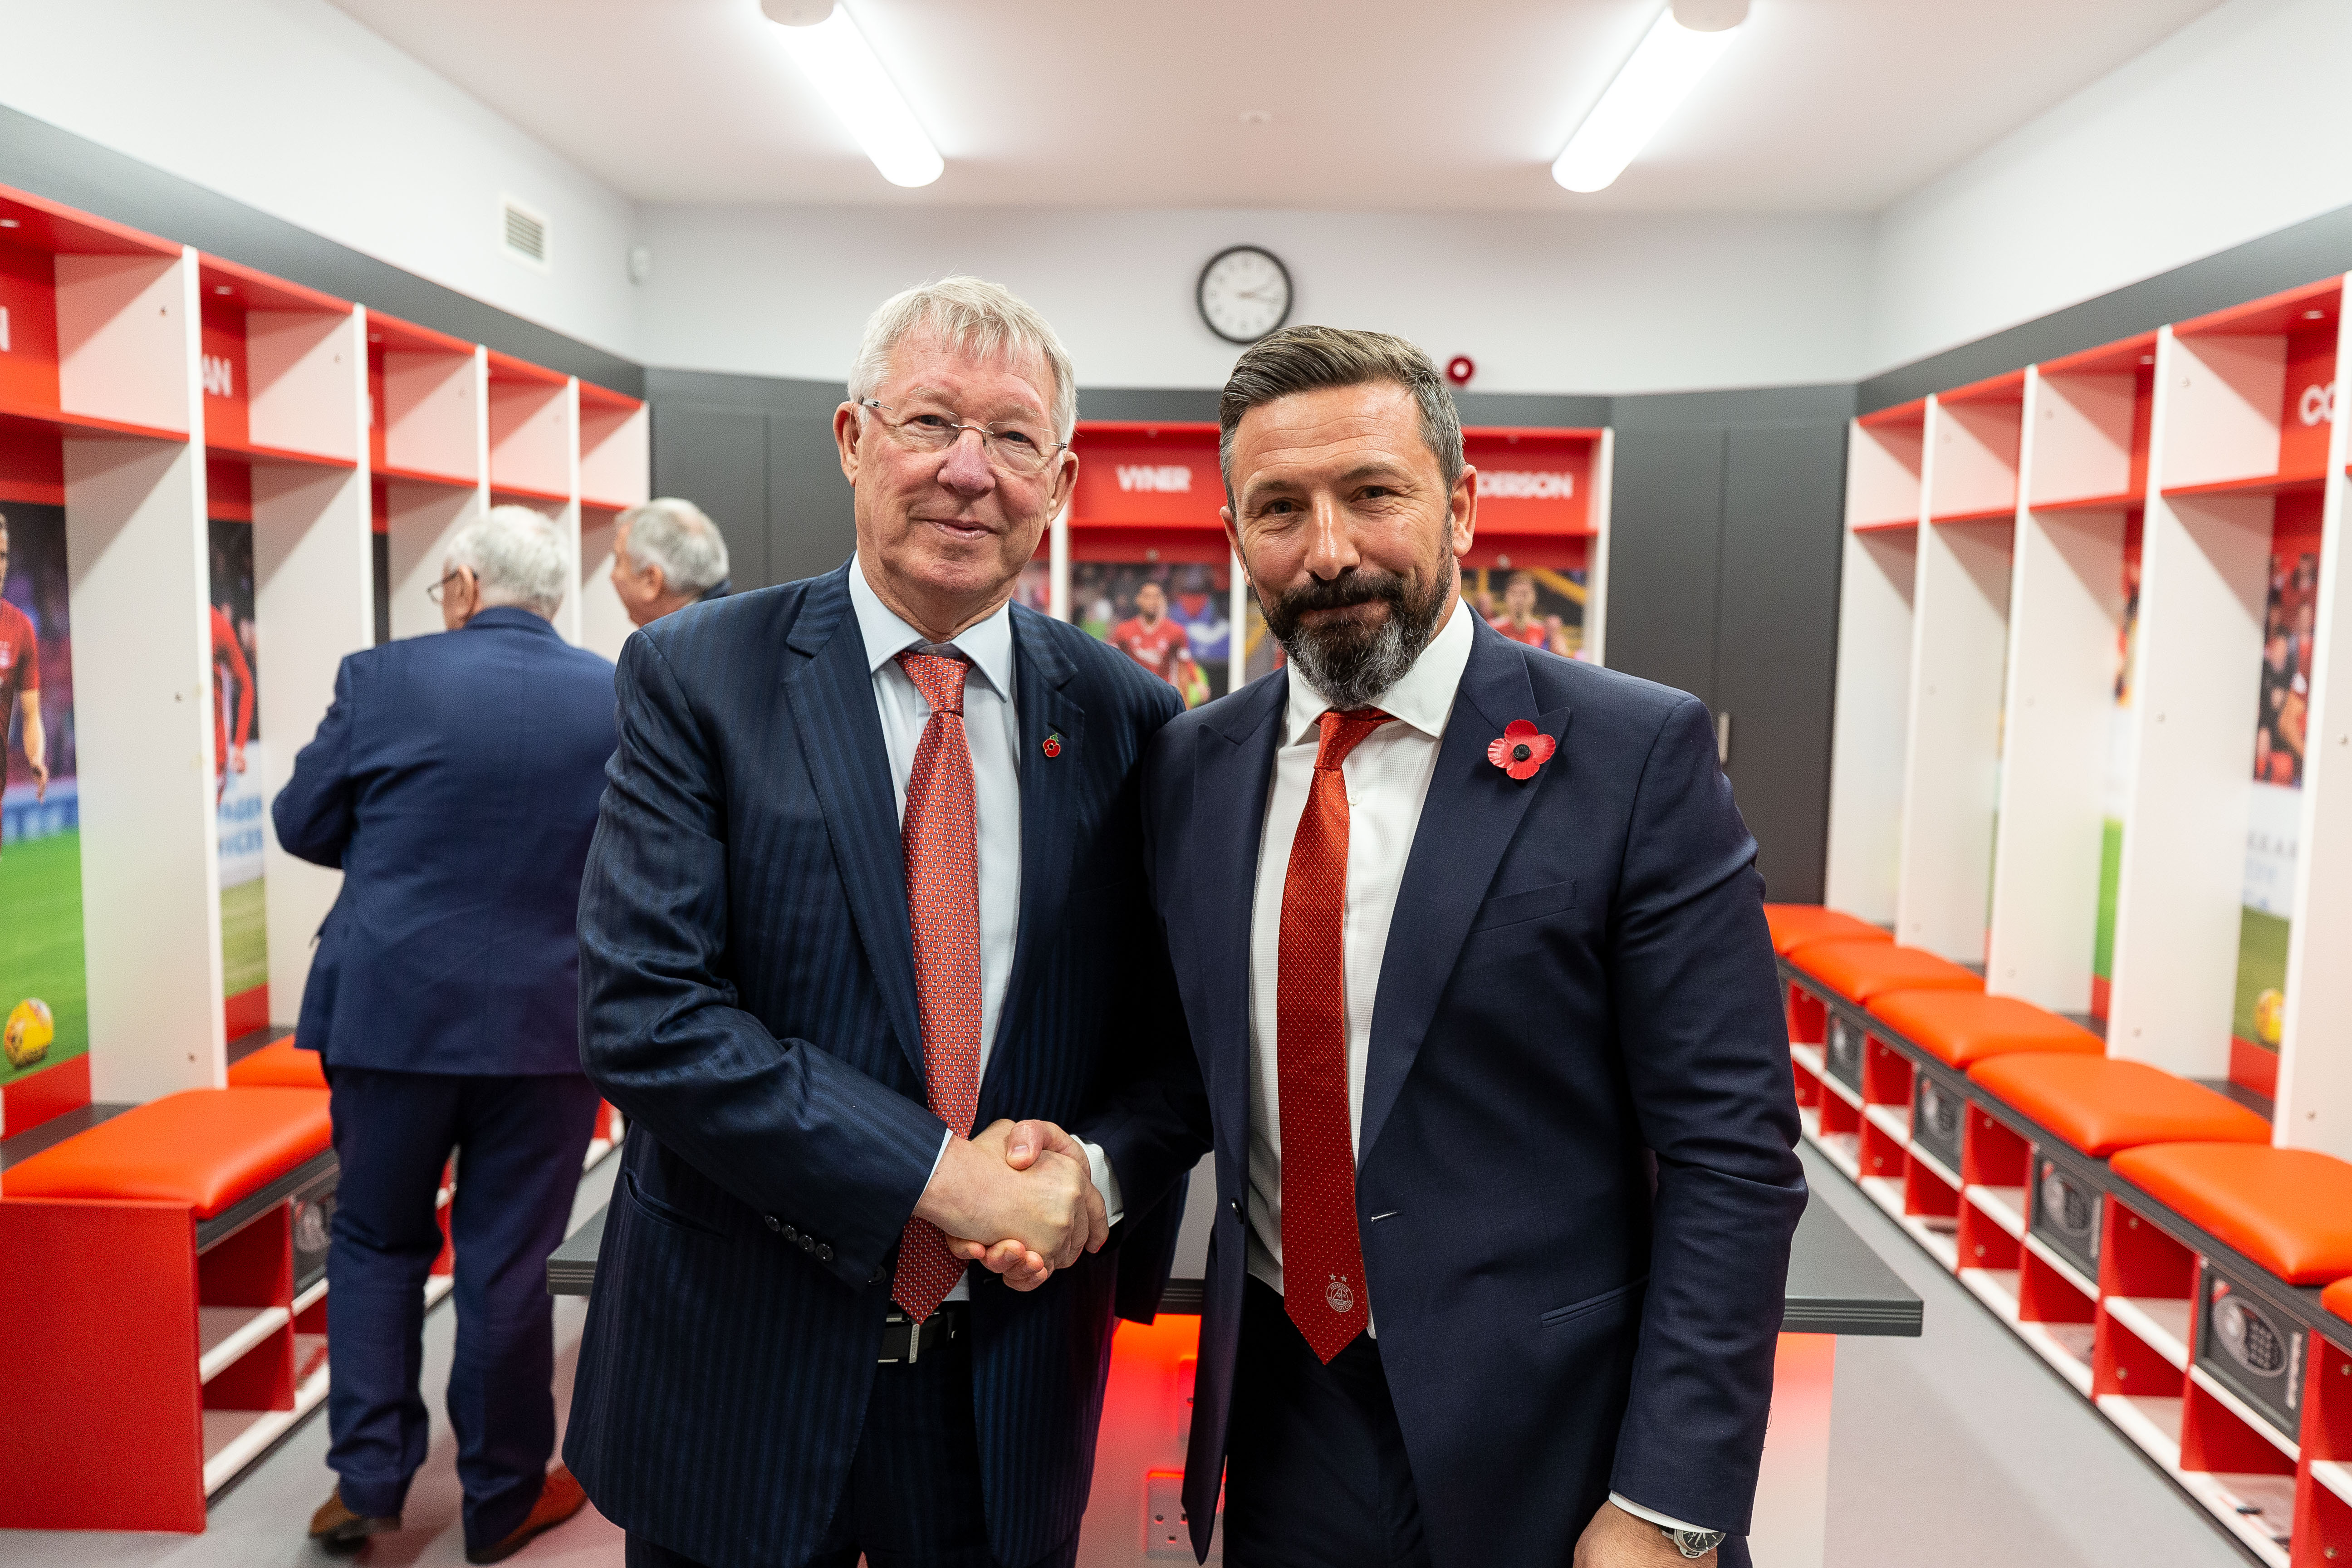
xmin=1197 ymin=245 xmax=1293 ymax=345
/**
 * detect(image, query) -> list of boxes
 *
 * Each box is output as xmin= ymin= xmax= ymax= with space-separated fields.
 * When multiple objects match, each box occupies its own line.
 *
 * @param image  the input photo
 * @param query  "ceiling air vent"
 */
xmin=501 ymin=196 xmax=549 ymax=272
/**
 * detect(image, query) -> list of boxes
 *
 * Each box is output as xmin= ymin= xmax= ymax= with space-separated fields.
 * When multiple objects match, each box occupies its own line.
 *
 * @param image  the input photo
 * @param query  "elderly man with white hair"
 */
xmin=275 ymin=504 xmax=618 ymax=1565
xmin=610 ymin=496 xmax=733 ymax=626
xmin=566 ymin=279 xmax=1198 ymax=1568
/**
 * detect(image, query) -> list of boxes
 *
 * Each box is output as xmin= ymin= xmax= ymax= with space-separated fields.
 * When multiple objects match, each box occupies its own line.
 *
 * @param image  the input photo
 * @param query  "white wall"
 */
xmin=635 ymin=204 xmax=1873 ymax=396
xmin=0 ymin=0 xmax=639 ymax=359
xmin=1868 ymin=0 xmax=2352 ymax=375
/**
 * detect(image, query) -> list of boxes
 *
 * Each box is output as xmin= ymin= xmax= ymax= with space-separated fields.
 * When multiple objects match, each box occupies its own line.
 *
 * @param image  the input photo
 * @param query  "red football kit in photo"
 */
xmin=1109 ymin=614 xmax=1189 ymax=682
xmin=0 ymin=597 xmax=39 ymax=714
xmin=1487 ymin=613 xmax=1548 ymax=647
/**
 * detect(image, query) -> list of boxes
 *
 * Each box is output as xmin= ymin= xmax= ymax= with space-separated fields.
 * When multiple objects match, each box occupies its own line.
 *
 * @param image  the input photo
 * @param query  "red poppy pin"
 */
xmin=1042 ymin=731 xmax=1064 ymax=759
xmin=1487 ymin=719 xmax=1555 ymax=781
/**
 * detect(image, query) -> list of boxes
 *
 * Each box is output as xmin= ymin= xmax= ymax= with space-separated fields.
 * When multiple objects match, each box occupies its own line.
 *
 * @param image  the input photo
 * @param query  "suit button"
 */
xmin=817 ymin=1244 xmax=834 ymax=1264
xmin=764 ymin=1215 xmax=780 ymax=1233
xmin=801 ymin=1235 xmax=815 ymax=1253
xmin=784 ymin=1225 xmax=799 ymax=1242
xmin=1228 ymin=1199 xmax=1243 ymax=1219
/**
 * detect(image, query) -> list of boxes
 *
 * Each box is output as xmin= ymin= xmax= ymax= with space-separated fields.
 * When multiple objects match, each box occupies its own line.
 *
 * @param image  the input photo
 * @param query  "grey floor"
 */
xmin=6 ymin=1142 xmax=2256 ymax=1568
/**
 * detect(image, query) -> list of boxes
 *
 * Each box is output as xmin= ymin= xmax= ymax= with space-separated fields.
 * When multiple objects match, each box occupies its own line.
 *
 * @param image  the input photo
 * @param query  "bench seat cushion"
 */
xmin=225 ymin=1039 xmax=328 ymax=1091
xmin=2111 ymin=1142 xmax=2352 ymax=1285
xmin=1968 ymin=1055 xmax=2269 ymax=1157
xmin=1763 ymin=904 xmax=1891 ymax=958
xmin=2324 ymin=1274 xmax=2352 ymax=1325
xmin=1868 ymin=991 xmax=2104 ymax=1068
xmin=3 ymin=1088 xmax=332 ymax=1219
xmin=1787 ymin=940 xmax=1984 ymax=1006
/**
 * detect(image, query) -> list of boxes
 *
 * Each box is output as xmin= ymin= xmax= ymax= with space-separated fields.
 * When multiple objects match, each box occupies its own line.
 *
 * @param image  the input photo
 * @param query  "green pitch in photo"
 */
xmin=0 ymin=829 xmax=90 ymax=1088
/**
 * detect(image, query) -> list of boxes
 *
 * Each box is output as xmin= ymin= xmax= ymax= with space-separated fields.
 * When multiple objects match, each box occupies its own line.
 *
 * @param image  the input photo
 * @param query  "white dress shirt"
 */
xmin=848 ymin=560 xmax=1119 ymax=1300
xmin=1239 ymin=598 xmax=1703 ymax=1536
xmin=1243 ymin=597 xmax=1472 ymax=1312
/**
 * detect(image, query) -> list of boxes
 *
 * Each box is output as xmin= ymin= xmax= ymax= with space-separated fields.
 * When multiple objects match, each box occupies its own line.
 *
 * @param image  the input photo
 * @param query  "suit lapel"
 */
xmin=1358 ymin=620 xmax=1571 ymax=1164
xmin=783 ymin=566 xmax=927 ymax=1085
xmin=982 ymin=608 xmax=1086 ymax=1110
xmin=1194 ymin=671 xmax=1289 ymax=1155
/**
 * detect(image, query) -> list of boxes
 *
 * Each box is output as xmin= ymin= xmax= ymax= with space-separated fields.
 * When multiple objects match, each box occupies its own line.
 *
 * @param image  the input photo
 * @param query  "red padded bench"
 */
xmin=226 ymin=1038 xmax=328 ymax=1092
xmin=1864 ymin=991 xmax=2105 ymax=1176
xmin=1784 ymin=939 xmax=1982 ymax=1096
xmin=1763 ymin=903 xmax=1891 ymax=957
xmin=1965 ymin=1054 xmax=2269 ymax=1294
xmin=0 ymin=1087 xmax=338 ymax=1531
xmin=2112 ymin=1142 xmax=2352 ymax=1452
xmin=2328 ymin=1274 xmax=2352 ymax=1328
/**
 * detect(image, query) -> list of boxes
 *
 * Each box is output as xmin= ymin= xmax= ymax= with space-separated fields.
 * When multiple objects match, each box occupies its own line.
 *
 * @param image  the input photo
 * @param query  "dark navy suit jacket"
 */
xmin=1084 ymin=616 xmax=1806 ymax=1568
xmin=273 ymin=607 xmax=617 ymax=1077
xmin=564 ymin=565 xmax=1190 ymax=1568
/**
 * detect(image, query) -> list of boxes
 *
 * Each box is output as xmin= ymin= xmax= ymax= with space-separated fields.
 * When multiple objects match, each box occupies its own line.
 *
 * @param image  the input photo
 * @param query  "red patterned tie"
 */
xmin=1278 ymin=707 xmax=1393 ymax=1362
xmin=892 ymin=650 xmax=984 ymax=1321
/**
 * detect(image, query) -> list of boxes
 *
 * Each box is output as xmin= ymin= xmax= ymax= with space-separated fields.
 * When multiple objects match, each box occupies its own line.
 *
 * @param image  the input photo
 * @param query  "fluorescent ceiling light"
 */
xmin=1552 ymin=6 xmax=1740 ymax=194
xmin=772 ymin=7 xmax=944 ymax=189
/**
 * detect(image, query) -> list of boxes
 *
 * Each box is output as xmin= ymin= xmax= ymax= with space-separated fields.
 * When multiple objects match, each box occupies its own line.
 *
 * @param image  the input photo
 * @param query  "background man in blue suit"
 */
xmin=274 ymin=504 xmax=617 ymax=1563
xmin=1018 ymin=328 xmax=1806 ymax=1567
xmin=566 ymin=278 xmax=1191 ymax=1568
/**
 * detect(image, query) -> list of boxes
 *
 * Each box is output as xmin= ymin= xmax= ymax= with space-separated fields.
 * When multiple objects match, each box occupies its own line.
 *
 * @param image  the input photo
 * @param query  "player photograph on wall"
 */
xmin=0 ymin=503 xmax=85 ymax=1110
xmin=2232 ymin=520 xmax=2320 ymax=1089
xmin=1076 ymin=559 xmax=1229 ymax=706
xmin=210 ymin=514 xmax=268 ymax=1039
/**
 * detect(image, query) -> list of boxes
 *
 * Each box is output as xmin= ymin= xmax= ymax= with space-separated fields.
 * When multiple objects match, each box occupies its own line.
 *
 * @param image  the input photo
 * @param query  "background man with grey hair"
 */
xmin=610 ymin=496 xmax=733 ymax=626
xmin=565 ymin=277 xmax=1196 ymax=1568
xmin=275 ymin=504 xmax=617 ymax=1565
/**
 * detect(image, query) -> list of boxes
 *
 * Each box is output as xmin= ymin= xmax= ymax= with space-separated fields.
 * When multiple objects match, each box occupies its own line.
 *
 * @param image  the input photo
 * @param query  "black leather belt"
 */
xmin=877 ymin=1303 xmax=964 ymax=1365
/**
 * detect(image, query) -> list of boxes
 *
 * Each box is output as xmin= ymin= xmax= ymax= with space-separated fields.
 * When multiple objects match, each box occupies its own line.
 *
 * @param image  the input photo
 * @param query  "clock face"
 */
xmin=1198 ymin=246 xmax=1293 ymax=344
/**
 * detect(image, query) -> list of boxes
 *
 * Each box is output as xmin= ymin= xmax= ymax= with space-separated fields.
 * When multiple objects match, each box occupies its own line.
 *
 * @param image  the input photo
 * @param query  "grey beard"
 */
xmin=1280 ymin=592 xmax=1443 ymax=712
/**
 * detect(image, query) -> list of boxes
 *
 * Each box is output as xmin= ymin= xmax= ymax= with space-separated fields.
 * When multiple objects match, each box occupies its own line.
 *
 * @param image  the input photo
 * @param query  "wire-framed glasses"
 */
xmin=425 ymin=568 xmax=467 ymax=605
xmin=858 ymin=399 xmax=1067 ymax=477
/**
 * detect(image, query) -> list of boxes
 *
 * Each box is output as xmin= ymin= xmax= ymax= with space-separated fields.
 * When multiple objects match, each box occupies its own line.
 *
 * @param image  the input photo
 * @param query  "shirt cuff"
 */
xmin=925 ymin=1127 xmax=953 ymax=1191
xmin=1078 ymin=1138 xmax=1126 ymax=1227
xmin=1609 ymin=1493 xmax=1713 ymax=1537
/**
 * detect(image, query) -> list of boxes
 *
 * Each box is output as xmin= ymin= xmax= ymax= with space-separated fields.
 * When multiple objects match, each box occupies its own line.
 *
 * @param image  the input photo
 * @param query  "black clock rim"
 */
xmin=1197 ymin=244 xmax=1294 ymax=346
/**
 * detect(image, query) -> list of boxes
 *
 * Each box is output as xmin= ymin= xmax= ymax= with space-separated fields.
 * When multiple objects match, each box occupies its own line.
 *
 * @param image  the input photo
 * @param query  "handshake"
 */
xmin=913 ymin=1118 xmax=1109 ymax=1292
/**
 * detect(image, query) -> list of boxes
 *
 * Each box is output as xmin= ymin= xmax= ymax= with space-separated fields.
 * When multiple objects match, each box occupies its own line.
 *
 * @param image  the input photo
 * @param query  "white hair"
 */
xmin=617 ymin=497 xmax=729 ymax=594
xmin=446 ymin=505 xmax=568 ymax=618
xmin=846 ymin=276 xmax=1077 ymax=441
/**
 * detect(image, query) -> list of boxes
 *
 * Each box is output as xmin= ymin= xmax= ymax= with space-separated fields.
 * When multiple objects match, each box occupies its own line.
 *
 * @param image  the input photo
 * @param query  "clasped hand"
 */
xmin=912 ymin=1118 xmax=1105 ymax=1293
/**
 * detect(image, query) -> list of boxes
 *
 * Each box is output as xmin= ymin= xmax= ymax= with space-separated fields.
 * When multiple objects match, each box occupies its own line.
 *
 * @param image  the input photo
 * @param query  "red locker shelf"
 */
xmin=1850 ymin=516 xmax=1918 ymax=534
xmin=1927 ymin=503 xmax=2017 ymax=525
xmin=489 ymin=481 xmax=572 ymax=505
xmin=376 ymin=461 xmax=479 ymax=490
xmin=0 ymin=398 xmax=187 ymax=442
xmin=204 ymin=435 xmax=358 ymax=470
xmin=2161 ymin=470 xmax=2329 ymax=501
xmin=2033 ymin=488 xmax=2144 ymax=515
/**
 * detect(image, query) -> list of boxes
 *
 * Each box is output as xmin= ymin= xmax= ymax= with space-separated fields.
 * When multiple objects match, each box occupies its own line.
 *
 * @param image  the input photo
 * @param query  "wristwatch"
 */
xmin=1660 ymin=1524 xmax=1726 ymax=1559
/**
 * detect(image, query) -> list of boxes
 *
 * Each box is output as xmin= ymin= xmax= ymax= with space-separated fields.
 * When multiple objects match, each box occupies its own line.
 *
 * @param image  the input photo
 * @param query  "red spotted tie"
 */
xmin=891 ymin=650 xmax=984 ymax=1322
xmin=1278 ymin=707 xmax=1393 ymax=1362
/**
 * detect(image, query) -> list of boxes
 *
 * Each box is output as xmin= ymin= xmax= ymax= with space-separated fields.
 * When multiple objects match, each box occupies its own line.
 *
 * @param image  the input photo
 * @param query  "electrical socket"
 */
xmin=1144 ymin=1471 xmax=1220 ymax=1560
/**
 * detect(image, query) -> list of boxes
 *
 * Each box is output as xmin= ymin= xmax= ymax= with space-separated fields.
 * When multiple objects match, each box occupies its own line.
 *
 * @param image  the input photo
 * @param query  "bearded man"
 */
xmin=996 ymin=326 xmax=1805 ymax=1567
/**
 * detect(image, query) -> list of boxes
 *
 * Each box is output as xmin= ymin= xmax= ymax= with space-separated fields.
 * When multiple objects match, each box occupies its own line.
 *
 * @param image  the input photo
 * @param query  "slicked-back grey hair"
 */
xmin=617 ymin=497 xmax=730 ymax=593
xmin=846 ymin=276 xmax=1078 ymax=441
xmin=1218 ymin=325 xmax=1464 ymax=501
xmin=447 ymin=504 xmax=568 ymax=618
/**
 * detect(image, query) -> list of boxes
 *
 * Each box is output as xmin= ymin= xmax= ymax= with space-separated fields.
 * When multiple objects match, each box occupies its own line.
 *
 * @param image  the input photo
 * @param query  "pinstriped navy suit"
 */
xmin=565 ymin=564 xmax=1191 ymax=1568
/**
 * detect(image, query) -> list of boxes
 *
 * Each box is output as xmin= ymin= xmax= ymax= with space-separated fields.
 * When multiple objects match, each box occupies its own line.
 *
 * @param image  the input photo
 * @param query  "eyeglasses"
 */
xmin=858 ymin=399 xmax=1067 ymax=477
xmin=425 ymin=568 xmax=468 ymax=605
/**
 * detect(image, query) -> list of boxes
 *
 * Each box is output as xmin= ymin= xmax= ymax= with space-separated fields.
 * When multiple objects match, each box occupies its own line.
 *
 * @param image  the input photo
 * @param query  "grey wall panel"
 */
xmin=767 ymin=406 xmax=858 ymax=587
xmin=1603 ymin=426 xmax=1725 ymax=707
xmin=1714 ymin=420 xmax=1848 ymax=904
xmin=650 ymin=405 xmax=770 ymax=589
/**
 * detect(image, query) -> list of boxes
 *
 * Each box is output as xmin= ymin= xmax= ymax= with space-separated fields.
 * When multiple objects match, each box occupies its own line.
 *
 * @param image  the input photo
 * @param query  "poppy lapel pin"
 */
xmin=1486 ymin=719 xmax=1556 ymax=781
xmin=1042 ymin=730 xmax=1064 ymax=760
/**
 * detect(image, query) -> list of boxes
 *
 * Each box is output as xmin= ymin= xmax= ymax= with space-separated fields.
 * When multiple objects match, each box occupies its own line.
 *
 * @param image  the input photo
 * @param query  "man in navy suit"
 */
xmin=1014 ymin=328 xmax=1806 ymax=1567
xmin=274 ymin=504 xmax=616 ymax=1563
xmin=565 ymin=278 xmax=1190 ymax=1568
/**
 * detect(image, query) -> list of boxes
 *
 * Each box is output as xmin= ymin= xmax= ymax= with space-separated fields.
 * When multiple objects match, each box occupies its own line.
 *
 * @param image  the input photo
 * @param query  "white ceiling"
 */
xmin=330 ymin=0 xmax=2220 ymax=213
